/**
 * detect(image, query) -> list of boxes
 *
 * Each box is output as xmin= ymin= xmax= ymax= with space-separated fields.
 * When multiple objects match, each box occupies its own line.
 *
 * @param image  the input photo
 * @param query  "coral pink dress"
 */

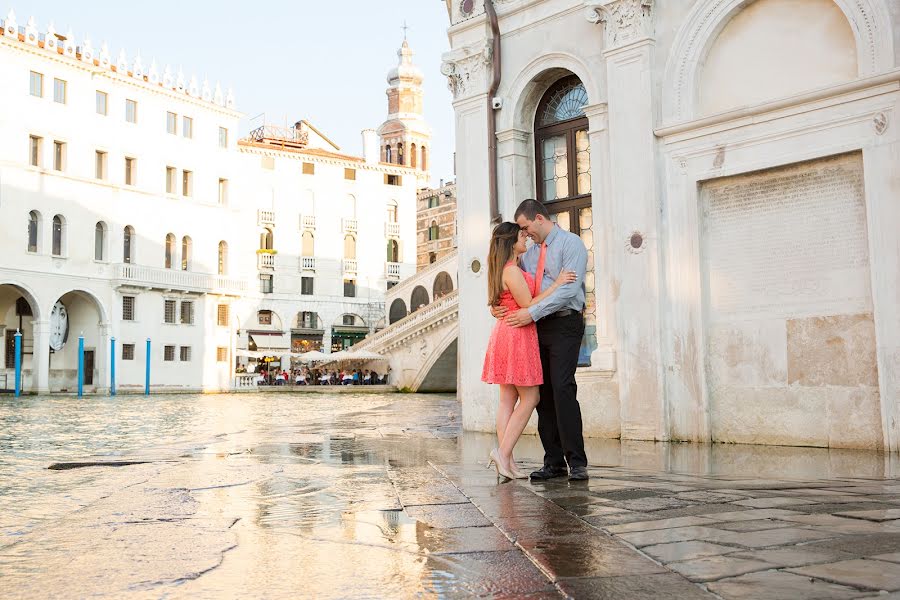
xmin=481 ymin=263 xmax=543 ymax=386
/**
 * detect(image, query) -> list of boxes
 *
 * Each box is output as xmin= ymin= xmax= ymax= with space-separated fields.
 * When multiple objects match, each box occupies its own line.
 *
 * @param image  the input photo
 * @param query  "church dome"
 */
xmin=387 ymin=40 xmax=424 ymax=85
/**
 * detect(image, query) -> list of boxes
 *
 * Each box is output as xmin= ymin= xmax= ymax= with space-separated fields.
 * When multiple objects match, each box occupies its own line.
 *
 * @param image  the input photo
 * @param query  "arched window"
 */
xmin=534 ymin=74 xmax=595 ymax=366
xmin=344 ymin=235 xmax=356 ymax=260
xmin=421 ymin=145 xmax=427 ymax=171
xmin=428 ymin=220 xmax=439 ymax=241
xmin=433 ymin=271 xmax=454 ymax=300
xmin=51 ymin=215 xmax=64 ymax=256
xmin=181 ymin=236 xmax=192 ymax=271
xmin=165 ymin=233 xmax=176 ymax=269
xmin=94 ymin=222 xmax=107 ymax=261
xmin=410 ymin=285 xmax=429 ymax=312
xmin=397 ymin=142 xmax=404 ymax=166
xmin=123 ymin=225 xmax=134 ymax=264
xmin=27 ymin=210 xmax=40 ymax=253
xmin=218 ymin=240 xmax=228 ymax=275
xmin=343 ymin=195 xmax=356 ymax=219
xmin=410 ymin=143 xmax=417 ymax=168
xmin=386 ymin=200 xmax=398 ymax=223
xmin=385 ymin=145 xmax=392 ymax=163
xmin=302 ymin=231 xmax=315 ymax=257
xmin=386 ymin=239 xmax=399 ymax=262
xmin=389 ymin=299 xmax=407 ymax=324
xmin=260 ymin=228 xmax=274 ymax=250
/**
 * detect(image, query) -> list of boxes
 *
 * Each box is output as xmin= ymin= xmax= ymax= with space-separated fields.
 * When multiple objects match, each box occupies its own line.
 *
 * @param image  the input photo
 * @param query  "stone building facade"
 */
xmin=443 ymin=0 xmax=900 ymax=451
xmin=416 ymin=182 xmax=458 ymax=270
xmin=0 ymin=10 xmax=424 ymax=393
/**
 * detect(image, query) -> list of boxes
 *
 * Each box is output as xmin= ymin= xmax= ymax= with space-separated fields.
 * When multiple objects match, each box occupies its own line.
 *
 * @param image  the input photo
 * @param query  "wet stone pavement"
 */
xmin=1 ymin=393 xmax=900 ymax=598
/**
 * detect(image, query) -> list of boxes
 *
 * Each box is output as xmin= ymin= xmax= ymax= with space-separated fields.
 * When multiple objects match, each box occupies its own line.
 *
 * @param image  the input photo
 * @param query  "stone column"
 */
xmin=323 ymin=326 xmax=333 ymax=354
xmin=95 ymin=321 xmax=110 ymax=394
xmin=441 ymin=39 xmax=497 ymax=432
xmin=583 ymin=102 xmax=617 ymax=372
xmin=495 ymin=128 xmax=532 ymax=218
xmin=32 ymin=319 xmax=50 ymax=393
xmin=589 ymin=0 xmax=666 ymax=440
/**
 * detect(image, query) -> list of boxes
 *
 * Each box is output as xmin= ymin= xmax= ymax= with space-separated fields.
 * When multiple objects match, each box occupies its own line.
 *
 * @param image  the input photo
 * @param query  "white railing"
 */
xmin=342 ymin=218 xmax=358 ymax=233
xmin=386 ymin=250 xmax=458 ymax=305
xmin=385 ymin=222 xmax=401 ymax=238
xmin=385 ymin=262 xmax=401 ymax=279
xmin=343 ymin=258 xmax=358 ymax=273
xmin=258 ymin=209 xmax=275 ymax=226
xmin=354 ymin=290 xmax=459 ymax=352
xmin=258 ymin=253 xmax=275 ymax=270
xmin=113 ymin=264 xmax=248 ymax=295
xmin=301 ymin=214 xmax=316 ymax=229
xmin=300 ymin=256 xmax=316 ymax=271
xmin=233 ymin=374 xmax=258 ymax=389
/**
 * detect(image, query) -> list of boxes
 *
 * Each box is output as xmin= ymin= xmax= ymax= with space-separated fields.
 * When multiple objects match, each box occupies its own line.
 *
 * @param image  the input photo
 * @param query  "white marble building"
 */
xmin=0 ymin=11 xmax=425 ymax=393
xmin=443 ymin=0 xmax=900 ymax=451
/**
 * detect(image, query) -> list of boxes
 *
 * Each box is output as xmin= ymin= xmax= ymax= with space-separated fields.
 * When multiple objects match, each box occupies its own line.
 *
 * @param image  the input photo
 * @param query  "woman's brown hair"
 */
xmin=487 ymin=222 xmax=521 ymax=306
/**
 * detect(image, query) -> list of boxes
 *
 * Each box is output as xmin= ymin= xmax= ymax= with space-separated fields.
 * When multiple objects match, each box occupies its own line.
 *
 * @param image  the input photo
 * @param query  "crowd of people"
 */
xmin=252 ymin=366 xmax=390 ymax=386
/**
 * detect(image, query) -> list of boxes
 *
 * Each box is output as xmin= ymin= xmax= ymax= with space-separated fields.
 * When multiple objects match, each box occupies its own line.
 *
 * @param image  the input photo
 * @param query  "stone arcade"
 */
xmin=444 ymin=0 xmax=900 ymax=451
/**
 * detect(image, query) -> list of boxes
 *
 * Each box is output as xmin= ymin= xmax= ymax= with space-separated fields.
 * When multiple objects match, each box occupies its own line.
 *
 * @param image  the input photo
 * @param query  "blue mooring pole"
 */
xmin=77 ymin=333 xmax=85 ymax=398
xmin=14 ymin=330 xmax=22 ymax=397
xmin=110 ymin=336 xmax=116 ymax=397
xmin=145 ymin=337 xmax=151 ymax=396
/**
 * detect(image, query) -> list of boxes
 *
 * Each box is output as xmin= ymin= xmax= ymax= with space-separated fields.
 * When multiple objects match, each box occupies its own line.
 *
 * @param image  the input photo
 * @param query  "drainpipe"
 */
xmin=485 ymin=0 xmax=502 ymax=224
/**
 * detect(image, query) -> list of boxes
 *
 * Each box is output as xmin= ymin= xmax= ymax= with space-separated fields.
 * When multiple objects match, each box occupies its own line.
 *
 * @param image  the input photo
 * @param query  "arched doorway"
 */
xmin=332 ymin=314 xmax=367 ymax=352
xmin=386 ymin=239 xmax=399 ymax=263
xmin=0 ymin=283 xmax=41 ymax=392
xmin=292 ymin=311 xmax=324 ymax=353
xmin=389 ymin=299 xmax=407 ymax=324
xmin=410 ymin=286 xmax=429 ymax=312
xmin=433 ymin=272 xmax=454 ymax=300
xmin=534 ymin=74 xmax=596 ymax=365
xmin=47 ymin=289 xmax=108 ymax=392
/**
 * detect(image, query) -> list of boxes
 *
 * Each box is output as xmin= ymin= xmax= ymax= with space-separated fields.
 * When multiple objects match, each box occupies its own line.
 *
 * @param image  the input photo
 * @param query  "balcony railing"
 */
xmin=258 ymin=209 xmax=275 ymax=226
xmin=113 ymin=264 xmax=248 ymax=295
xmin=386 ymin=262 xmax=401 ymax=280
xmin=342 ymin=218 xmax=358 ymax=233
xmin=258 ymin=253 xmax=275 ymax=270
xmin=301 ymin=214 xmax=316 ymax=229
xmin=385 ymin=222 xmax=400 ymax=238
xmin=300 ymin=256 xmax=316 ymax=271
xmin=343 ymin=258 xmax=358 ymax=273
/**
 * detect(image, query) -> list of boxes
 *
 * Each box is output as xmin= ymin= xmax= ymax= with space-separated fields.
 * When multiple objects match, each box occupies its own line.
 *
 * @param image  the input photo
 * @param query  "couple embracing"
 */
xmin=482 ymin=199 xmax=589 ymax=482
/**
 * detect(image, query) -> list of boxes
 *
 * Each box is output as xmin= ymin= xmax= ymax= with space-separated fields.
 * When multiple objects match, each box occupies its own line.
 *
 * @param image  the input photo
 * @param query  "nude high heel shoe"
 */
xmin=489 ymin=449 xmax=517 ymax=481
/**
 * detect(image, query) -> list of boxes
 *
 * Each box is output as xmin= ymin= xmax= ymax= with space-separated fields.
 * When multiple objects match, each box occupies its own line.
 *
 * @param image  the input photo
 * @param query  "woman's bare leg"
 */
xmin=496 ymin=384 xmax=518 ymax=462
xmin=498 ymin=385 xmax=540 ymax=468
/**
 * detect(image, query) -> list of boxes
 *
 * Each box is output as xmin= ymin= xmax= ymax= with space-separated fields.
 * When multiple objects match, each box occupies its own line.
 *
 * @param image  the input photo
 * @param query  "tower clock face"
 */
xmin=49 ymin=301 xmax=69 ymax=351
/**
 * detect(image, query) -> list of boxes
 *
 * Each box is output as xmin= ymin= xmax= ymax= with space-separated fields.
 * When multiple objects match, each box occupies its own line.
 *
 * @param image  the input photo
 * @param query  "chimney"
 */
xmin=361 ymin=129 xmax=379 ymax=164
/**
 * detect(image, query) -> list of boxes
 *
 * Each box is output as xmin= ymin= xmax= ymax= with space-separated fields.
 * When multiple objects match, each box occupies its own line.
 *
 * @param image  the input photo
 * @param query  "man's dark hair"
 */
xmin=514 ymin=199 xmax=551 ymax=221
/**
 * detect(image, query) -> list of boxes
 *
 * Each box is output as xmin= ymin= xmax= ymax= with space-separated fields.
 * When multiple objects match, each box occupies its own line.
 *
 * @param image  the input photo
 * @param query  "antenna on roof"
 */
xmin=401 ymin=20 xmax=409 ymax=41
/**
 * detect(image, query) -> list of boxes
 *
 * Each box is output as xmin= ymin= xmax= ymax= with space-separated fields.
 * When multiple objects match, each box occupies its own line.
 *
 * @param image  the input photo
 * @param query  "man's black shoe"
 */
xmin=529 ymin=465 xmax=568 ymax=480
xmin=568 ymin=466 xmax=589 ymax=481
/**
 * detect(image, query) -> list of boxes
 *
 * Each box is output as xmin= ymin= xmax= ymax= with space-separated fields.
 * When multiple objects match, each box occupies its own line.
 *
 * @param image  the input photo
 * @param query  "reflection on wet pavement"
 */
xmin=1 ymin=392 xmax=899 ymax=598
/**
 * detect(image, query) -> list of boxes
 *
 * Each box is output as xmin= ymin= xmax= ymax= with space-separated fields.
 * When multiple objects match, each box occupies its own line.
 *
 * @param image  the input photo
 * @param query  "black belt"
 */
xmin=544 ymin=308 xmax=582 ymax=320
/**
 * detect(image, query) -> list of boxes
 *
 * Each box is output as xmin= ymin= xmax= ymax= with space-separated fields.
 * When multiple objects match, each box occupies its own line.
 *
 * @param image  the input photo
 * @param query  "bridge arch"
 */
xmin=410 ymin=286 xmax=429 ymax=312
xmin=432 ymin=271 xmax=454 ymax=300
xmin=389 ymin=298 xmax=407 ymax=324
xmin=412 ymin=325 xmax=458 ymax=393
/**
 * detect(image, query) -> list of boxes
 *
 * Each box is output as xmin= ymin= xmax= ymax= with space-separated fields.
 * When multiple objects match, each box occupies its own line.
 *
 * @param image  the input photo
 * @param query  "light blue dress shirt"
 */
xmin=520 ymin=225 xmax=588 ymax=322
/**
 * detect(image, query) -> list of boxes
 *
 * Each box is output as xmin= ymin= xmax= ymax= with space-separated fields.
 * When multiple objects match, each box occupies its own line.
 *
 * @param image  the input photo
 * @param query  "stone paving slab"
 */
xmin=556 ymin=573 xmax=717 ymax=599
xmin=642 ymin=540 xmax=738 ymax=562
xmin=706 ymin=570 xmax=865 ymax=600
xmin=666 ymin=555 xmax=776 ymax=582
xmin=789 ymin=558 xmax=900 ymax=591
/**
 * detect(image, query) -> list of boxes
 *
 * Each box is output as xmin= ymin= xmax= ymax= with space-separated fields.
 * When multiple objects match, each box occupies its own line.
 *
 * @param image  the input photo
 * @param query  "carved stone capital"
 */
xmin=440 ymin=41 xmax=493 ymax=99
xmin=584 ymin=0 xmax=654 ymax=49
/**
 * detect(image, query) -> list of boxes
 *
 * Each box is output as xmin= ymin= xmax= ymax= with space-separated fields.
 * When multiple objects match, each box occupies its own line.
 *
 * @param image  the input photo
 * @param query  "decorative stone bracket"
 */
xmin=440 ymin=41 xmax=493 ymax=100
xmin=584 ymin=0 xmax=654 ymax=49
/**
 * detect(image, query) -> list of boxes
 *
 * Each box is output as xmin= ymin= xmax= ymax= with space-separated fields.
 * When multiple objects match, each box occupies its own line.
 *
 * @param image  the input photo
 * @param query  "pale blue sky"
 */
xmin=10 ymin=1 xmax=455 ymax=186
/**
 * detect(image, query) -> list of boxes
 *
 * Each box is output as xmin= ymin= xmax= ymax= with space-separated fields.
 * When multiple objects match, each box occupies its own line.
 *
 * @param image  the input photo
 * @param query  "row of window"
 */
xmin=259 ymin=231 xmax=399 ymax=261
xmin=29 ymin=71 xmax=229 ymax=147
xmin=28 ymin=135 xmax=230 ymax=204
xmin=27 ymin=212 xmax=230 ymax=272
xmin=120 ymin=296 xmax=194 ymax=324
xmin=384 ymin=142 xmax=428 ymax=170
xmin=258 ymin=274 xmax=356 ymax=297
xmin=118 ymin=343 xmax=227 ymax=363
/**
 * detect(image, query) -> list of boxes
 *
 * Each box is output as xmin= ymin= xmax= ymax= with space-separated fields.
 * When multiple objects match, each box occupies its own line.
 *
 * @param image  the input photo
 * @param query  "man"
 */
xmin=494 ymin=199 xmax=589 ymax=481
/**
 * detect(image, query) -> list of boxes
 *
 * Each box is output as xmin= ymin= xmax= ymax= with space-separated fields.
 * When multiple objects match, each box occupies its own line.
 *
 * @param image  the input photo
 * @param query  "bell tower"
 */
xmin=377 ymin=37 xmax=431 ymax=186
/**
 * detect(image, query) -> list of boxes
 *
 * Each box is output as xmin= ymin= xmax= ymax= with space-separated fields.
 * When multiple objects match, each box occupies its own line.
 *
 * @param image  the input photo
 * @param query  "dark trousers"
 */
xmin=536 ymin=313 xmax=587 ymax=469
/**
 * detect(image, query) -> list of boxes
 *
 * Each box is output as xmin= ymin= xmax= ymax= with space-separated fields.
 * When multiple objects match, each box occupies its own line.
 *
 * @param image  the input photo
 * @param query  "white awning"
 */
xmin=248 ymin=331 xmax=291 ymax=351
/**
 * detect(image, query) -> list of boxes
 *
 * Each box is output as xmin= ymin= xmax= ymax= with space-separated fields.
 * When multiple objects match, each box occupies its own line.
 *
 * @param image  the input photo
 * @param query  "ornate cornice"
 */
xmin=584 ymin=0 xmax=654 ymax=49
xmin=440 ymin=41 xmax=493 ymax=99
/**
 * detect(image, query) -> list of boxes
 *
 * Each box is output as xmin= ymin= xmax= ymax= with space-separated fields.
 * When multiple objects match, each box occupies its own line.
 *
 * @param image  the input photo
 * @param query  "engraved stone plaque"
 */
xmin=700 ymin=153 xmax=871 ymax=321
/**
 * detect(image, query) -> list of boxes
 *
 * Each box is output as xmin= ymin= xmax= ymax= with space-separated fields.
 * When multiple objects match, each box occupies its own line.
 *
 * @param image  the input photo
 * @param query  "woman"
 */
xmin=482 ymin=222 xmax=574 ymax=480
